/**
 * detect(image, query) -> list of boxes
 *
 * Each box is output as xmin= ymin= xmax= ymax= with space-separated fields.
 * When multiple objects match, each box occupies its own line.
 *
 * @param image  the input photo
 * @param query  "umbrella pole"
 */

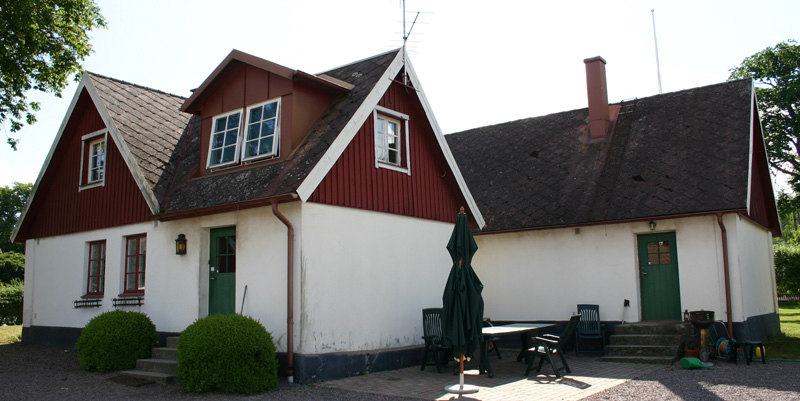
xmin=445 ymin=353 xmax=478 ymax=395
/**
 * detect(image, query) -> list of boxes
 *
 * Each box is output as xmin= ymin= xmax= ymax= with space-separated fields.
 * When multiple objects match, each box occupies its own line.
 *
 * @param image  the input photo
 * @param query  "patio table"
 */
xmin=480 ymin=323 xmax=555 ymax=377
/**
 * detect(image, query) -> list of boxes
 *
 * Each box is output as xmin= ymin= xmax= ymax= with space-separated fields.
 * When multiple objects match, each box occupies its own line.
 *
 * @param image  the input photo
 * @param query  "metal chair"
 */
xmin=575 ymin=304 xmax=605 ymax=356
xmin=421 ymin=308 xmax=451 ymax=373
xmin=525 ymin=314 xmax=581 ymax=378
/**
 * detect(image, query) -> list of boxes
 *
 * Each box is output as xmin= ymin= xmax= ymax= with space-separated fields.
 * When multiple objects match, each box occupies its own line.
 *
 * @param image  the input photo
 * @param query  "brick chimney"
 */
xmin=584 ymin=56 xmax=610 ymax=140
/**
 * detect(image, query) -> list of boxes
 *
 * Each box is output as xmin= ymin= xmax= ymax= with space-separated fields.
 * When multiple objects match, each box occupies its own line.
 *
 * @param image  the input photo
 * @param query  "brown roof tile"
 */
xmin=446 ymin=79 xmax=753 ymax=233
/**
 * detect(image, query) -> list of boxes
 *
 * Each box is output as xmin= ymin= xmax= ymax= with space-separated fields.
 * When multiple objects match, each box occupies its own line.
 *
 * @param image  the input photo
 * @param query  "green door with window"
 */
xmin=209 ymin=226 xmax=236 ymax=315
xmin=637 ymin=232 xmax=681 ymax=320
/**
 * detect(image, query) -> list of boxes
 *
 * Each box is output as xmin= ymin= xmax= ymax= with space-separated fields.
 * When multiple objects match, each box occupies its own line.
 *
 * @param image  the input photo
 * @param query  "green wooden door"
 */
xmin=637 ymin=232 xmax=681 ymax=320
xmin=209 ymin=226 xmax=236 ymax=315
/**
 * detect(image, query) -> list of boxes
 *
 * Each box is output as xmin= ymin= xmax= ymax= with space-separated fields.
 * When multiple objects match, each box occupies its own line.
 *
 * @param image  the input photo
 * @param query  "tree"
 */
xmin=0 ymin=0 xmax=106 ymax=149
xmin=0 ymin=182 xmax=32 ymax=254
xmin=729 ymin=40 xmax=800 ymax=193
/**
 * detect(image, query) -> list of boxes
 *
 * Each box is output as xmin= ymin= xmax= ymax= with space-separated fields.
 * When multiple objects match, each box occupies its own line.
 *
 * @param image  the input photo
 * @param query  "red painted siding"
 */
xmin=748 ymin=107 xmax=781 ymax=236
xmin=16 ymin=89 xmax=153 ymax=240
xmin=309 ymin=79 xmax=470 ymax=224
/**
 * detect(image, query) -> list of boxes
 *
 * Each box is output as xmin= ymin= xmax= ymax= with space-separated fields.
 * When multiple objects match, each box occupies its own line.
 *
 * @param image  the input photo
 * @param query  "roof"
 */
xmin=446 ymin=79 xmax=758 ymax=233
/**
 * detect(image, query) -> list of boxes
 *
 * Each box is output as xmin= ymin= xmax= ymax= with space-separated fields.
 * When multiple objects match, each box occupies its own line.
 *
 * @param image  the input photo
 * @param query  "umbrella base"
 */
xmin=445 ymin=384 xmax=479 ymax=394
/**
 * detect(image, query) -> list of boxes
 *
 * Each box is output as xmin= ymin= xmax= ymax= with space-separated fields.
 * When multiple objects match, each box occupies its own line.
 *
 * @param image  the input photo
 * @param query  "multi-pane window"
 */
xmin=88 ymin=139 xmax=105 ymax=183
xmin=646 ymin=241 xmax=671 ymax=265
xmin=124 ymin=235 xmax=146 ymax=294
xmin=208 ymin=110 xmax=242 ymax=168
xmin=375 ymin=115 xmax=401 ymax=165
xmin=86 ymin=241 xmax=106 ymax=295
xmin=243 ymin=99 xmax=280 ymax=161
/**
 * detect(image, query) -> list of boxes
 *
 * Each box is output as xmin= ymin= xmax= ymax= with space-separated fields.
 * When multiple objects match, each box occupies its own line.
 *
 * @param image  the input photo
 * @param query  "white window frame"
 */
xmin=242 ymin=98 xmax=281 ymax=162
xmin=373 ymin=106 xmax=411 ymax=175
xmin=79 ymin=129 xmax=108 ymax=190
xmin=88 ymin=138 xmax=106 ymax=183
xmin=206 ymin=109 xmax=244 ymax=169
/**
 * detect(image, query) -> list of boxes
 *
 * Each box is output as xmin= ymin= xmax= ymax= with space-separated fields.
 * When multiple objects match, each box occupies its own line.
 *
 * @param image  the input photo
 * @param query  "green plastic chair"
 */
xmin=575 ymin=304 xmax=605 ymax=356
xmin=421 ymin=308 xmax=451 ymax=373
xmin=525 ymin=314 xmax=581 ymax=378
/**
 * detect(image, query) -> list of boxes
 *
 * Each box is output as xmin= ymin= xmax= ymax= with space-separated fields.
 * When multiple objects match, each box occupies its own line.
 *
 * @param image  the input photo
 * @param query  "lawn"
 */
xmin=0 ymin=325 xmax=21 ymax=344
xmin=767 ymin=301 xmax=800 ymax=360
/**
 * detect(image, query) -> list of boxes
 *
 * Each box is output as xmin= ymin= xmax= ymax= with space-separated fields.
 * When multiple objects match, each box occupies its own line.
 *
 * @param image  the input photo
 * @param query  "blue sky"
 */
xmin=2 ymin=0 xmax=799 ymax=188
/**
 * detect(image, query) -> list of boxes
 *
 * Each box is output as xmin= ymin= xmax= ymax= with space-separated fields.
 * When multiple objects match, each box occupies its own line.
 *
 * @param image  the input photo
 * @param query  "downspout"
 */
xmin=716 ymin=213 xmax=734 ymax=338
xmin=271 ymin=199 xmax=295 ymax=383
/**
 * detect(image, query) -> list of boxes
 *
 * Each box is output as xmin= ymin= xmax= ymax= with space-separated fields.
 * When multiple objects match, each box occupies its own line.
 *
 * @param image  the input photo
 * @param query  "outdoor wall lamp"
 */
xmin=175 ymin=234 xmax=187 ymax=255
xmin=649 ymin=221 xmax=657 ymax=231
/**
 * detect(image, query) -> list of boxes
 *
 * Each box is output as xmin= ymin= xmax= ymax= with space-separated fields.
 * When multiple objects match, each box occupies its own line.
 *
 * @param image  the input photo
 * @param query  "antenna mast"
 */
xmin=651 ymin=9 xmax=663 ymax=94
xmin=401 ymin=0 xmax=419 ymax=85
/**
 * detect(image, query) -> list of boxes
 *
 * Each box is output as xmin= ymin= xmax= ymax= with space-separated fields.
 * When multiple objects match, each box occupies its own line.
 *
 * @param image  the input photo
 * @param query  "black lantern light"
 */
xmin=649 ymin=221 xmax=657 ymax=231
xmin=175 ymin=234 xmax=187 ymax=255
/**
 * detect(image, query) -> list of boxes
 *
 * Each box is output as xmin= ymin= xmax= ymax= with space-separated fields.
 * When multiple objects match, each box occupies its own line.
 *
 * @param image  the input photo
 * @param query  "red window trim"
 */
xmin=85 ymin=240 xmax=106 ymax=296
xmin=123 ymin=234 xmax=146 ymax=294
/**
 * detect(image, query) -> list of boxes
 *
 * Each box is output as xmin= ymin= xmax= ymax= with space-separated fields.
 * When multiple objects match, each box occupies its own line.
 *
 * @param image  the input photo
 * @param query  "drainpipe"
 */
xmin=271 ymin=199 xmax=295 ymax=383
xmin=716 ymin=213 xmax=734 ymax=338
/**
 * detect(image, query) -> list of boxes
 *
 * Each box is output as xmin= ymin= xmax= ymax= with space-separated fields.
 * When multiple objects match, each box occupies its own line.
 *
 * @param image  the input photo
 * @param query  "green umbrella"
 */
xmin=442 ymin=208 xmax=483 ymax=394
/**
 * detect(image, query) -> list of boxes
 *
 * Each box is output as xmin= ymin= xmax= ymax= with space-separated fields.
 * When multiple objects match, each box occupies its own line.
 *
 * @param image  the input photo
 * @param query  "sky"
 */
xmin=1 ymin=0 xmax=799 ymax=188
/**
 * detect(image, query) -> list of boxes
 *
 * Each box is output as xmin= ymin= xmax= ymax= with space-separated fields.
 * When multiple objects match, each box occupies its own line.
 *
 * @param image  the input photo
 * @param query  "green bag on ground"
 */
xmin=679 ymin=357 xmax=712 ymax=369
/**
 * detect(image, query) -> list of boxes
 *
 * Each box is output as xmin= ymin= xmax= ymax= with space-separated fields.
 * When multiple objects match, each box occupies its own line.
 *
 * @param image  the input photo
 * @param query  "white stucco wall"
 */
xmin=730 ymin=215 xmax=778 ymax=320
xmin=472 ymin=215 xmax=761 ymax=324
xmin=297 ymin=202 xmax=454 ymax=354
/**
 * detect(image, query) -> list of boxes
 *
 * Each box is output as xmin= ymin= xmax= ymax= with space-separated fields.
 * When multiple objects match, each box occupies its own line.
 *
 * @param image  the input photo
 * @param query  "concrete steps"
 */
xmin=119 ymin=336 xmax=179 ymax=385
xmin=602 ymin=322 xmax=691 ymax=365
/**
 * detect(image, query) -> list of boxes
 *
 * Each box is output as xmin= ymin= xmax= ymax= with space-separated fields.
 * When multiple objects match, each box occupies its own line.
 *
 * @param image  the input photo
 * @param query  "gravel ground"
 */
xmin=586 ymin=358 xmax=800 ymax=401
xmin=0 ymin=342 xmax=407 ymax=401
xmin=3 ymin=341 xmax=800 ymax=400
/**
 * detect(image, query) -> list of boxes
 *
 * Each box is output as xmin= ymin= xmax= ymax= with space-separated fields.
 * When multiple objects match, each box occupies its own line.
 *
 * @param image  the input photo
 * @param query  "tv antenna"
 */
xmin=401 ymin=0 xmax=419 ymax=85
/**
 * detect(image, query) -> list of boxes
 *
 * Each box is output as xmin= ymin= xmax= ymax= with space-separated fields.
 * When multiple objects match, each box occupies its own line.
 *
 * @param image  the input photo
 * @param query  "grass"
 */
xmin=766 ymin=301 xmax=800 ymax=360
xmin=0 ymin=325 xmax=22 ymax=344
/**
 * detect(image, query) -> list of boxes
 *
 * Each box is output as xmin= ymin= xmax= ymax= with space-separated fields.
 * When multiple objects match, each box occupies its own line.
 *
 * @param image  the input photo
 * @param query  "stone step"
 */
xmin=605 ymin=344 xmax=680 ymax=358
xmin=614 ymin=322 xmax=692 ymax=336
xmin=118 ymin=370 xmax=175 ymax=385
xmin=610 ymin=334 xmax=684 ymax=346
xmin=151 ymin=347 xmax=178 ymax=361
xmin=135 ymin=358 xmax=177 ymax=375
xmin=601 ymin=355 xmax=676 ymax=365
xmin=166 ymin=336 xmax=179 ymax=348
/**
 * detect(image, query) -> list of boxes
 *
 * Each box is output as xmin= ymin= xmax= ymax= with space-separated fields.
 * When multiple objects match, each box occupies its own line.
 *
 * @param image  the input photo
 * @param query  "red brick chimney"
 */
xmin=584 ymin=56 xmax=610 ymax=140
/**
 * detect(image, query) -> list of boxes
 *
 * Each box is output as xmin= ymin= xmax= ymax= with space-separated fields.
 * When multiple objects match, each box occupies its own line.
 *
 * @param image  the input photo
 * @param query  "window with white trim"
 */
xmin=79 ymin=129 xmax=108 ymax=189
xmin=207 ymin=110 xmax=242 ymax=168
xmin=123 ymin=234 xmax=146 ymax=294
xmin=88 ymin=138 xmax=105 ymax=183
xmin=86 ymin=240 xmax=106 ymax=296
xmin=243 ymin=99 xmax=281 ymax=161
xmin=373 ymin=106 xmax=410 ymax=174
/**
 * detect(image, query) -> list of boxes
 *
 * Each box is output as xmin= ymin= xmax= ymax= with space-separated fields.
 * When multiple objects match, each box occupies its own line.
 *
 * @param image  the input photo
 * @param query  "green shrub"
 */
xmin=775 ymin=243 xmax=800 ymax=297
xmin=76 ymin=310 xmax=158 ymax=373
xmin=177 ymin=314 xmax=278 ymax=394
xmin=0 ymin=251 xmax=24 ymax=284
xmin=0 ymin=278 xmax=23 ymax=325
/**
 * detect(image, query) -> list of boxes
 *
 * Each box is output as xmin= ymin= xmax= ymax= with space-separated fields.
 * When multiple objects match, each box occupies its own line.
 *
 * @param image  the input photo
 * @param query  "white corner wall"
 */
xmin=730 ymin=215 xmax=778 ymax=320
xmin=297 ymin=203 xmax=454 ymax=354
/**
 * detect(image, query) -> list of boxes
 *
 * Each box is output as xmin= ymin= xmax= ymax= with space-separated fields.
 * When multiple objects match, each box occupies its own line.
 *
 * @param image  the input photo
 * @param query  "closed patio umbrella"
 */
xmin=442 ymin=207 xmax=484 ymax=394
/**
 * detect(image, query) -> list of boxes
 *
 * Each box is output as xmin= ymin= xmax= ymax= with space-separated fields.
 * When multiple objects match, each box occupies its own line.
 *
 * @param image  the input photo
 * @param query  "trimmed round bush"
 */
xmin=76 ymin=310 xmax=158 ymax=372
xmin=177 ymin=314 xmax=278 ymax=394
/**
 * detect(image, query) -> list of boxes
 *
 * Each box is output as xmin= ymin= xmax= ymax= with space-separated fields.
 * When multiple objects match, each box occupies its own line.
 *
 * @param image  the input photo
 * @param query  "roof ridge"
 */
xmin=84 ymin=71 xmax=187 ymax=100
xmin=318 ymin=48 xmax=402 ymax=76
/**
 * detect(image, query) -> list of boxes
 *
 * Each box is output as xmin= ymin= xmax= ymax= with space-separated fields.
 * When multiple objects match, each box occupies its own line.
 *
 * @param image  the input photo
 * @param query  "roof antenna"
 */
xmin=651 ymin=9 xmax=663 ymax=94
xmin=402 ymin=0 xmax=419 ymax=85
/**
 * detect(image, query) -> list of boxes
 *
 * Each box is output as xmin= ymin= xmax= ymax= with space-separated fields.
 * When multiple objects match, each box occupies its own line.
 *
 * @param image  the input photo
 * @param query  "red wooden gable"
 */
xmin=15 ymin=89 xmax=152 ymax=241
xmin=309 ymin=78 xmax=471 ymax=224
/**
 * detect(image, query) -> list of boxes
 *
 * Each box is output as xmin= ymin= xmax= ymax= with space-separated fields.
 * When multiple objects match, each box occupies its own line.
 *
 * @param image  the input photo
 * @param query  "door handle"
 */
xmin=641 ymin=271 xmax=648 ymax=275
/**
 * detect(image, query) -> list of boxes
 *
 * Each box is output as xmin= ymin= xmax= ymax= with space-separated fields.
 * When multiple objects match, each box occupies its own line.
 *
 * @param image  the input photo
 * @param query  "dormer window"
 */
xmin=373 ymin=106 xmax=410 ymax=174
xmin=79 ymin=129 xmax=108 ymax=189
xmin=206 ymin=98 xmax=282 ymax=170
xmin=243 ymin=98 xmax=281 ymax=161
xmin=208 ymin=110 xmax=242 ymax=168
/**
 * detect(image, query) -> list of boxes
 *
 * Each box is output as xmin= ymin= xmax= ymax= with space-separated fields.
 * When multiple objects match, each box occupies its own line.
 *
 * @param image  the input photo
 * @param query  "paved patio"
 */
xmin=318 ymin=351 xmax=667 ymax=400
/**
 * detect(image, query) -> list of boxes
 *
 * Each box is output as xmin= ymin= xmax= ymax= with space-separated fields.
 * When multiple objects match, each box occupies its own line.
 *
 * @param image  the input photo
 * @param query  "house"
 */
xmin=446 ymin=57 xmax=781 ymax=342
xmin=12 ymin=49 xmax=780 ymax=383
xmin=12 ymin=48 xmax=485 ymax=383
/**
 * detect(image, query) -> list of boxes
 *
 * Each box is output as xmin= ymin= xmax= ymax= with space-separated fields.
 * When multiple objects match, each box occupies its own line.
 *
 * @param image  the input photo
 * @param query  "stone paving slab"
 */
xmin=318 ymin=351 xmax=667 ymax=400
